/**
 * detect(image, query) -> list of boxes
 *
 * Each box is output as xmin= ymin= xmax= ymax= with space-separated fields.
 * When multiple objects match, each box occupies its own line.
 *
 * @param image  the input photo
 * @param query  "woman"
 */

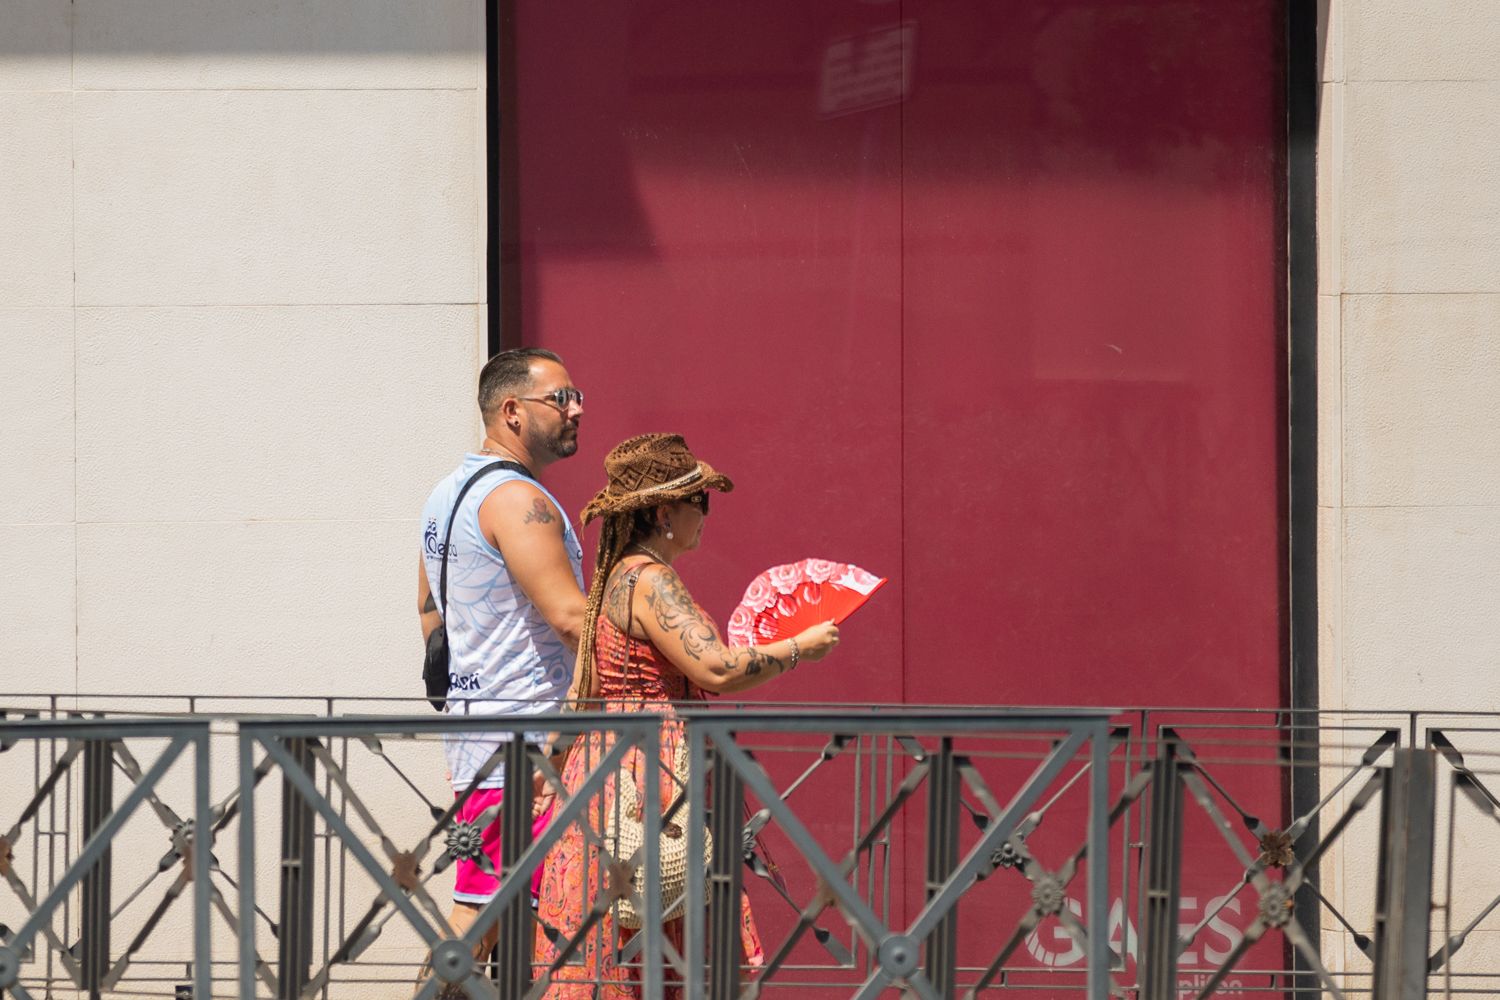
xmin=533 ymin=433 xmax=840 ymax=998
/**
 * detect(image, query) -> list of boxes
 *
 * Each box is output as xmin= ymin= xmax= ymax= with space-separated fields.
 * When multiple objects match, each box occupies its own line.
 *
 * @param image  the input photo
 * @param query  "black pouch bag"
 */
xmin=423 ymin=459 xmax=531 ymax=710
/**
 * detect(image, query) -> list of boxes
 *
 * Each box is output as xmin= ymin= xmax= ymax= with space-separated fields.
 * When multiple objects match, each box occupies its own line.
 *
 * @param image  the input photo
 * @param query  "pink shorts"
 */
xmin=452 ymin=787 xmax=553 ymax=905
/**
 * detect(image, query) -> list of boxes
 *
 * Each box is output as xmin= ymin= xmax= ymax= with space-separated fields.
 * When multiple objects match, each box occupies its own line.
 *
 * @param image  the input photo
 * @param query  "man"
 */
xmin=417 ymin=347 xmax=587 ymax=955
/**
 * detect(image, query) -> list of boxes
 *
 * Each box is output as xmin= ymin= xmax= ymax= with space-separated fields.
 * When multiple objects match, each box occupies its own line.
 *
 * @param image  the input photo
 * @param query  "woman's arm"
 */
xmin=635 ymin=564 xmax=837 ymax=695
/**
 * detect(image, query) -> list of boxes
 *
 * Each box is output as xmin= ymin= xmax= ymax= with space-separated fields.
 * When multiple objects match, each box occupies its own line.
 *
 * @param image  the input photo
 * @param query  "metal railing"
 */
xmin=3 ymin=698 xmax=1499 ymax=999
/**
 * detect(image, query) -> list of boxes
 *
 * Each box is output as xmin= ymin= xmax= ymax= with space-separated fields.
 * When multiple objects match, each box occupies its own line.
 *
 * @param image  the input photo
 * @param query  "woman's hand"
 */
xmin=794 ymin=620 xmax=841 ymax=662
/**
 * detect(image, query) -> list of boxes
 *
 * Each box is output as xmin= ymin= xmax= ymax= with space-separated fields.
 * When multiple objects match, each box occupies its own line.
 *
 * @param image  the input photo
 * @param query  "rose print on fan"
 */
xmin=767 ymin=562 xmax=804 ymax=595
xmin=803 ymin=559 xmax=840 ymax=583
xmin=740 ymin=576 xmax=777 ymax=613
xmin=727 ymin=605 xmax=756 ymax=641
xmin=727 ymin=558 xmax=888 ymax=645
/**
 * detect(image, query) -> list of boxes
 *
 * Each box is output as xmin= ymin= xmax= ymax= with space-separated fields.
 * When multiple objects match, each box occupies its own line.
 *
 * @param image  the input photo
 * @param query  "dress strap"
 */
xmin=619 ymin=565 xmax=642 ymax=688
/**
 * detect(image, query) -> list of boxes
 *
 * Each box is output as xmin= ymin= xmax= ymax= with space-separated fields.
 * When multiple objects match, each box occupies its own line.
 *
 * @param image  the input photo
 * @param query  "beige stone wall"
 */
xmin=1319 ymin=0 xmax=1500 ymax=715
xmin=1 ymin=4 xmax=487 ymax=988
xmin=0 ymin=1 xmax=486 ymax=700
xmin=1318 ymin=0 xmax=1500 ymax=979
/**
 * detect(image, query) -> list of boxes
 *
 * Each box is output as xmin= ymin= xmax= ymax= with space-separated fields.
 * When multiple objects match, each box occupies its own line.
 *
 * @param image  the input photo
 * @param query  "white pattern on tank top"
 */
xmin=421 ymin=454 xmax=583 ymax=790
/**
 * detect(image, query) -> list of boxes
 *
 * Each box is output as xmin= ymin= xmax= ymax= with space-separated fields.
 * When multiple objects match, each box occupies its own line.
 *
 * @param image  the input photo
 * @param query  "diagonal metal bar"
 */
xmin=1191 ymin=914 xmax=1266 ymax=1000
xmin=259 ymin=733 xmax=445 ymax=947
xmin=778 ymin=734 xmax=856 ymax=805
xmin=2 ymin=739 xmax=82 ymax=843
xmin=1308 ymin=881 xmax=1373 ymax=956
xmin=459 ymin=732 xmax=644 ymax=957
xmin=1178 ymin=879 xmax=1252 ymax=957
xmin=1001 ymin=771 xmax=1128 ymax=984
xmin=101 ymin=868 xmax=189 ymax=988
xmin=12 ymin=734 xmax=188 ymax=951
xmin=303 ymin=740 xmax=455 ymax=932
xmin=356 ymin=734 xmax=445 ymax=817
xmin=1285 ymin=913 xmax=1348 ymax=1000
xmin=735 ymin=850 xmax=854 ymax=975
xmin=845 ymin=760 xmax=931 ymax=865
xmin=1431 ymin=772 xmax=1500 ymax=971
xmin=207 ymin=877 xmax=278 ymax=995
xmin=1187 ymin=770 xmax=1385 ymax=1000
xmin=961 ymin=907 xmax=1044 ymax=1000
xmin=110 ymin=738 xmax=188 ymax=832
xmin=1430 ymin=732 xmax=1500 ymax=808
xmin=849 ymin=966 xmax=894 ymax=1000
xmin=906 ymin=969 xmax=945 ymax=1000
xmin=305 ymin=740 xmax=411 ymax=860
xmin=207 ymin=748 xmax=277 ymax=837
xmin=1 ymin=863 xmax=86 ymax=988
xmin=1180 ymin=768 xmax=1261 ymax=870
xmin=907 ymin=728 xmax=1092 ymax=943
xmin=1288 ymin=729 xmax=1398 ymax=840
xmin=706 ymin=730 xmax=893 ymax=949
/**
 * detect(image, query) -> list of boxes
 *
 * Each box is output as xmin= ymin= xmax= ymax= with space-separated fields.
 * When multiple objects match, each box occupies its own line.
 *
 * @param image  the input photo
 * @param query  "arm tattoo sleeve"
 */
xmin=603 ymin=572 xmax=631 ymax=629
xmin=647 ymin=569 xmax=785 ymax=677
xmin=522 ymin=497 xmax=556 ymax=525
xmin=645 ymin=569 xmax=720 ymax=662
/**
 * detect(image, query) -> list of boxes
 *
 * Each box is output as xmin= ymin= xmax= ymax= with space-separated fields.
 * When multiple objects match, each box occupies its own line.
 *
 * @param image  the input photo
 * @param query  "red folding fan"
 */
xmin=726 ymin=559 xmax=887 ymax=645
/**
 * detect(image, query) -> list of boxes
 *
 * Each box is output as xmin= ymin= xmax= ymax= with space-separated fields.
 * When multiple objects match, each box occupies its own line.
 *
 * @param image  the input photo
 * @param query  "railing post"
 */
xmin=707 ymin=737 xmax=745 ymax=1000
xmin=923 ymin=737 xmax=959 ymax=996
xmin=277 ymin=737 xmax=316 ymax=1000
xmin=1372 ymin=748 xmax=1437 ymax=1000
xmin=496 ymin=736 xmax=534 ymax=1000
xmin=81 ymin=737 xmax=114 ymax=1000
xmin=1139 ymin=735 xmax=1185 ymax=1000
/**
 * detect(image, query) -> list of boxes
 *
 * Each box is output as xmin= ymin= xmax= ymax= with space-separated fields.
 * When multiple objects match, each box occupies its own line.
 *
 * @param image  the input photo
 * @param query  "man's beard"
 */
xmin=532 ymin=423 xmax=579 ymax=461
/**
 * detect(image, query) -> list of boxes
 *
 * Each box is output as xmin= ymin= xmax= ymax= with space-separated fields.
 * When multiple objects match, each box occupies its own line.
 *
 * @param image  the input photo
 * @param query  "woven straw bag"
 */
xmin=607 ymin=735 xmax=712 ymax=928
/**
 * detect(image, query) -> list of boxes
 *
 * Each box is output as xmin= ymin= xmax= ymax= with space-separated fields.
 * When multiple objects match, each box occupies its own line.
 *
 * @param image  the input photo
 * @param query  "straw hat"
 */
xmin=581 ymin=433 xmax=733 ymax=525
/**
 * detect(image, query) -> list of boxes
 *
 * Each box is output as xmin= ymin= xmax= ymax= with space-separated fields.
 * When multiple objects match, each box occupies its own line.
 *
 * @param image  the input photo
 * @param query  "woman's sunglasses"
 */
xmin=682 ymin=491 xmax=710 ymax=515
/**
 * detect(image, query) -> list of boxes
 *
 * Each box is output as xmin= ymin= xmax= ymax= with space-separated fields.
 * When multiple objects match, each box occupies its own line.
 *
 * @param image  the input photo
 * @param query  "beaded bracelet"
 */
xmin=786 ymin=636 xmax=800 ymax=671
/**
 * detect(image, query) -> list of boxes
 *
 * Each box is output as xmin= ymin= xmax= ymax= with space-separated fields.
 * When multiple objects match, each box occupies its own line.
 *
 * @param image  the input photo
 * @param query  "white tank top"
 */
xmin=421 ymin=454 xmax=584 ymax=790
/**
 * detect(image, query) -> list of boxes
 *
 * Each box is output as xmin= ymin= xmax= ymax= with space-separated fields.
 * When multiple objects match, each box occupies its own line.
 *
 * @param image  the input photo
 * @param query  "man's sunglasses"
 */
xmin=682 ymin=491 xmax=710 ymax=515
xmin=517 ymin=387 xmax=584 ymax=411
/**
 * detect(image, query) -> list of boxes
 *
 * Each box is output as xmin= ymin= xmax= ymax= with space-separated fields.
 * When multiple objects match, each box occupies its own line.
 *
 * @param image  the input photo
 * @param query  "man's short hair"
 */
xmin=478 ymin=348 xmax=564 ymax=423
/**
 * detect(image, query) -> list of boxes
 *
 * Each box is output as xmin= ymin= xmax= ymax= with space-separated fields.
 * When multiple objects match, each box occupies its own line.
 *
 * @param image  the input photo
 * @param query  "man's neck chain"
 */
xmin=480 ymin=442 xmax=520 ymax=462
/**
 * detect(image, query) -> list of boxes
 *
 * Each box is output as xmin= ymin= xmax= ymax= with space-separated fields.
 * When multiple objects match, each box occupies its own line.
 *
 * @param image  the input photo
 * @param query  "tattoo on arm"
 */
xmin=422 ymin=593 xmax=437 ymax=613
xmin=646 ymin=569 xmax=784 ymax=678
xmin=603 ymin=571 xmax=633 ymax=630
xmin=738 ymin=648 xmax=775 ymax=676
xmin=522 ymin=498 xmax=556 ymax=525
xmin=645 ymin=569 xmax=719 ymax=662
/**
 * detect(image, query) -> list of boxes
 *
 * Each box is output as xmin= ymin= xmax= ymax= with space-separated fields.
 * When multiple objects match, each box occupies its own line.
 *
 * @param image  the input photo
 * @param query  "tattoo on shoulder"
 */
xmin=603 ymin=571 xmax=633 ymax=630
xmin=522 ymin=497 xmax=555 ymax=525
xmin=644 ymin=568 xmax=719 ymax=661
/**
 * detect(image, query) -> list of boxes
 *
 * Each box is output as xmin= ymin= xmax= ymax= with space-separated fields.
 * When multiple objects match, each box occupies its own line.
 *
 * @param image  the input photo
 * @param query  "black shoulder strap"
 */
xmin=437 ymin=460 xmax=532 ymax=616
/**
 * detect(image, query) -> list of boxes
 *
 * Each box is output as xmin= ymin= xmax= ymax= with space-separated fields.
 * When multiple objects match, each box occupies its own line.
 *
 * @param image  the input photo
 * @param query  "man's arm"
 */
xmin=418 ymin=553 xmax=442 ymax=642
xmin=478 ymin=481 xmax=586 ymax=652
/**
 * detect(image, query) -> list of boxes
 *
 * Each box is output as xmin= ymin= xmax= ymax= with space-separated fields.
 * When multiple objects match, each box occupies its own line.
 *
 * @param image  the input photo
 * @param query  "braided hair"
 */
xmin=571 ymin=506 xmax=658 ymax=707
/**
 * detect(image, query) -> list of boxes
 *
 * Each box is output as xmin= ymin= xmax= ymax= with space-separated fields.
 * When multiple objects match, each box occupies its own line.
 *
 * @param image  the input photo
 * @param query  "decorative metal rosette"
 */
xmin=1257 ymin=882 xmax=1295 ymax=928
xmin=1030 ymin=872 xmax=1066 ymax=916
xmin=444 ymin=820 xmax=486 ymax=862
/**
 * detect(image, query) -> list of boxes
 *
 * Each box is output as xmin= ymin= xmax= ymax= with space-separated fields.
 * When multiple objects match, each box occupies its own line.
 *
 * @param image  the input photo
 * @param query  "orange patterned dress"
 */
xmin=532 ymin=608 xmax=764 ymax=998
